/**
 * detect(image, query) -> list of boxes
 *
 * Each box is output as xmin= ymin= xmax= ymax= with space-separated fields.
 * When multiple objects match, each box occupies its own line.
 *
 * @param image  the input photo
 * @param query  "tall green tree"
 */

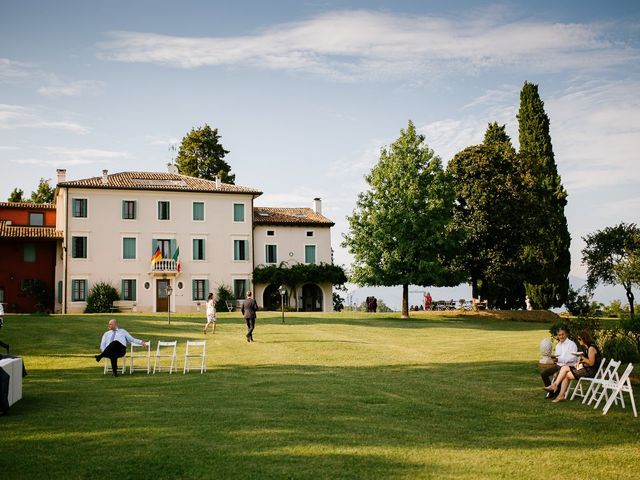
xmin=517 ymin=81 xmax=571 ymax=308
xmin=175 ymin=124 xmax=234 ymax=183
xmin=8 ymin=187 xmax=24 ymax=202
xmin=447 ymin=123 xmax=527 ymax=308
xmin=30 ymin=178 xmax=55 ymax=203
xmin=582 ymin=223 xmax=640 ymax=319
xmin=343 ymin=121 xmax=464 ymax=318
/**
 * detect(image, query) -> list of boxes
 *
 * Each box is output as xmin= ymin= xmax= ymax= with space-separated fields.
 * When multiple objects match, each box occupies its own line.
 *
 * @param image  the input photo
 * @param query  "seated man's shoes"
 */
xmin=94 ymin=354 xmax=101 ymax=362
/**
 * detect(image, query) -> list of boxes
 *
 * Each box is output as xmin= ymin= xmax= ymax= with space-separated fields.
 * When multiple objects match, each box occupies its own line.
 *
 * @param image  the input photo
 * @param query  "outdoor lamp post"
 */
xmin=278 ymin=285 xmax=286 ymax=324
xmin=167 ymin=284 xmax=173 ymax=325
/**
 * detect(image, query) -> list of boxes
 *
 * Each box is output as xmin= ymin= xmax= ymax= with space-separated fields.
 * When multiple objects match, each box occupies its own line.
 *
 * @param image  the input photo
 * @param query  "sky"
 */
xmin=2 ymin=1 xmax=639 ymax=308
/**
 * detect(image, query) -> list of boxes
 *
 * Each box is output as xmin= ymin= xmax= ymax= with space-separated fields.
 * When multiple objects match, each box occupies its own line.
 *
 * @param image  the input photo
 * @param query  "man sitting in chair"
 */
xmin=95 ymin=319 xmax=147 ymax=376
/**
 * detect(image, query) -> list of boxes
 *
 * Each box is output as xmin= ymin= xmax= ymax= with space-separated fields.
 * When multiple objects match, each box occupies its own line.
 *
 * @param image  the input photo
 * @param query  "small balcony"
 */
xmin=150 ymin=259 xmax=178 ymax=275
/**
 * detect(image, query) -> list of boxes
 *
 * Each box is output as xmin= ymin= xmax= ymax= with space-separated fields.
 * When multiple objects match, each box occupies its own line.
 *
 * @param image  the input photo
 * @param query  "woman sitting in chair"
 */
xmin=544 ymin=330 xmax=601 ymax=403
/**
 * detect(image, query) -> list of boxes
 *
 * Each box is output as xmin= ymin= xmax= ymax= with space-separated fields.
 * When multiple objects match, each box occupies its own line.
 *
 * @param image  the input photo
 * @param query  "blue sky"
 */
xmin=2 ymin=1 xmax=639 ymax=307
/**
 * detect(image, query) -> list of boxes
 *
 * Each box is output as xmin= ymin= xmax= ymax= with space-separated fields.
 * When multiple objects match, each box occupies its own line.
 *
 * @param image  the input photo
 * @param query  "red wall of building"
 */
xmin=1 ymin=206 xmax=56 ymax=226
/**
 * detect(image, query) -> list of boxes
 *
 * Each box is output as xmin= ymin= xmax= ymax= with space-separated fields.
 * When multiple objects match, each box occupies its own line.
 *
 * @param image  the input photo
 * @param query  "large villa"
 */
xmin=0 ymin=168 xmax=336 ymax=314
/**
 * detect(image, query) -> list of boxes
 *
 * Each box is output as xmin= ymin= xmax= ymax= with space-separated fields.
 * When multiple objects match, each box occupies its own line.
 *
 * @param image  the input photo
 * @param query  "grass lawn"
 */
xmin=1 ymin=311 xmax=638 ymax=479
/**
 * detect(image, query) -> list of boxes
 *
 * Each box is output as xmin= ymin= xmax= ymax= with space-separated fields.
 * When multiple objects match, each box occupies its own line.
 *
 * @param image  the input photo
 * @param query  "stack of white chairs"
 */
xmin=183 ymin=340 xmax=207 ymax=374
xmin=153 ymin=341 xmax=178 ymax=374
xmin=103 ymin=355 xmax=127 ymax=375
xmin=590 ymin=363 xmax=636 ymax=417
xmin=130 ymin=341 xmax=152 ymax=374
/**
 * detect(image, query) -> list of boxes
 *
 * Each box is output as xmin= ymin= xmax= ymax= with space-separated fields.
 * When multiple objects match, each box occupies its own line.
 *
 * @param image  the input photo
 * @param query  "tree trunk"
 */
xmin=626 ymin=287 xmax=635 ymax=320
xmin=402 ymin=284 xmax=409 ymax=319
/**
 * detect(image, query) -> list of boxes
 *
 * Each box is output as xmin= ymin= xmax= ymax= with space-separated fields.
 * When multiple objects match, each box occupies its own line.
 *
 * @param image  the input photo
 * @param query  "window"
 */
xmin=265 ymin=244 xmax=277 ymax=264
xmin=57 ymin=281 xmax=62 ymax=304
xmin=72 ymin=279 xmax=87 ymax=301
xmin=266 ymin=230 xmax=275 ymax=237
xmin=306 ymin=231 xmax=315 ymax=237
xmin=233 ymin=203 xmax=245 ymax=222
xmin=192 ymin=279 xmax=208 ymax=301
xmin=29 ymin=212 xmax=44 ymax=226
xmin=234 ymin=239 xmax=249 ymax=261
xmin=193 ymin=202 xmax=204 ymax=221
xmin=123 ymin=237 xmax=136 ymax=259
xmin=72 ymin=236 xmax=87 ymax=258
xmin=305 ymin=245 xmax=316 ymax=264
xmin=121 ymin=279 xmax=136 ymax=301
xmin=20 ymin=279 xmax=35 ymax=291
xmin=193 ymin=238 xmax=206 ymax=260
xmin=24 ymin=243 xmax=36 ymax=262
xmin=122 ymin=200 xmax=136 ymax=220
xmin=234 ymin=279 xmax=249 ymax=299
xmin=152 ymin=239 xmax=174 ymax=259
xmin=72 ymin=198 xmax=87 ymax=218
xmin=158 ymin=201 xmax=170 ymax=220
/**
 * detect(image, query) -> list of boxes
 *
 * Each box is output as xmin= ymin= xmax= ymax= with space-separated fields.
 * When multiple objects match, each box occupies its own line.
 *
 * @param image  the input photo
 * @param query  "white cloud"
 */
xmin=11 ymin=158 xmax=97 ymax=167
xmin=38 ymin=79 xmax=105 ymax=97
xmin=0 ymin=104 xmax=90 ymax=134
xmin=97 ymin=10 xmax=639 ymax=81
xmin=0 ymin=58 xmax=33 ymax=81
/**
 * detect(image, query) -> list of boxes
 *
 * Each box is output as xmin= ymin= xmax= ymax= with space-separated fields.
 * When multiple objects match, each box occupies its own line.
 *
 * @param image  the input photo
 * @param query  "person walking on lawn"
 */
xmin=241 ymin=291 xmax=258 ymax=342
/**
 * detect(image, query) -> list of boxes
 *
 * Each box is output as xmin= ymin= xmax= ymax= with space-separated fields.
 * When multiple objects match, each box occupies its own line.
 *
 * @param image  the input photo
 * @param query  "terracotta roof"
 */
xmin=253 ymin=207 xmax=334 ymax=226
xmin=0 ymin=220 xmax=63 ymax=239
xmin=57 ymin=171 xmax=262 ymax=195
xmin=0 ymin=201 xmax=56 ymax=209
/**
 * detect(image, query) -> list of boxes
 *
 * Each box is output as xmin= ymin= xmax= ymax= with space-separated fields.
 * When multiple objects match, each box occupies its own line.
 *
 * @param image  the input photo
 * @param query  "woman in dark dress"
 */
xmin=544 ymin=330 xmax=601 ymax=403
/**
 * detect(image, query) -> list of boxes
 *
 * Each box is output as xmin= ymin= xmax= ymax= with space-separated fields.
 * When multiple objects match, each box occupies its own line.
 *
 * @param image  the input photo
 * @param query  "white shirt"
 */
xmin=0 ymin=303 xmax=4 ymax=315
xmin=206 ymin=299 xmax=215 ymax=316
xmin=100 ymin=328 xmax=143 ymax=351
xmin=555 ymin=338 xmax=578 ymax=366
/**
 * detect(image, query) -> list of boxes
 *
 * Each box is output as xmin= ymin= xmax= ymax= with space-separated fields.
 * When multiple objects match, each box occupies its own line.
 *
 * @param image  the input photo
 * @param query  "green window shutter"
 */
xmin=71 ymin=237 xmax=77 ymax=258
xmin=157 ymin=202 xmax=161 ymax=219
xmin=170 ymin=239 xmax=176 ymax=258
xmin=193 ymin=202 xmax=204 ymax=220
xmin=233 ymin=203 xmax=244 ymax=222
xmin=83 ymin=237 xmax=87 ymax=258
xmin=234 ymin=240 xmax=239 ymax=260
xmin=123 ymin=238 xmax=135 ymax=259
xmin=192 ymin=239 xmax=197 ymax=260
xmin=204 ymin=279 xmax=209 ymax=298
xmin=305 ymin=245 xmax=316 ymax=264
xmin=122 ymin=201 xmax=126 ymax=219
xmin=131 ymin=280 xmax=137 ymax=301
xmin=132 ymin=201 xmax=136 ymax=219
xmin=192 ymin=280 xmax=196 ymax=301
xmin=202 ymin=239 xmax=206 ymax=260
xmin=244 ymin=240 xmax=249 ymax=260
xmin=151 ymin=239 xmax=158 ymax=256
xmin=120 ymin=280 xmax=125 ymax=300
xmin=57 ymin=280 xmax=62 ymax=304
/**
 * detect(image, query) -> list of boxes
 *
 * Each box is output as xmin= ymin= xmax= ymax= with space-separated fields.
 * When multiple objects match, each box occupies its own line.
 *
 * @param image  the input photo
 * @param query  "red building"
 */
xmin=0 ymin=202 xmax=62 ymax=313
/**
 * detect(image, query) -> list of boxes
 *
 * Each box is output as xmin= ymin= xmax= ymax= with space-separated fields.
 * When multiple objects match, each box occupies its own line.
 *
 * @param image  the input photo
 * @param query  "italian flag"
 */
xmin=172 ymin=247 xmax=181 ymax=272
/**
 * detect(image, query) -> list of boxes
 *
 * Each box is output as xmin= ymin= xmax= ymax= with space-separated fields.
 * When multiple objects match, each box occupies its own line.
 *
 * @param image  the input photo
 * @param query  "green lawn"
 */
xmin=1 ymin=312 xmax=638 ymax=479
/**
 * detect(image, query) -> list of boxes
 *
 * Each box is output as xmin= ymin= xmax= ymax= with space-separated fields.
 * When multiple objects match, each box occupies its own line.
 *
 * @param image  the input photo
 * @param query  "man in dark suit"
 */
xmin=241 ymin=291 xmax=258 ymax=342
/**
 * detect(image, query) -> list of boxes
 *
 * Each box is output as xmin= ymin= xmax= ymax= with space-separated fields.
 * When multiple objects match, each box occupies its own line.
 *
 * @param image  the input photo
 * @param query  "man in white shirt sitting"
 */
xmin=540 ymin=327 xmax=578 ymax=399
xmin=95 ymin=319 xmax=147 ymax=376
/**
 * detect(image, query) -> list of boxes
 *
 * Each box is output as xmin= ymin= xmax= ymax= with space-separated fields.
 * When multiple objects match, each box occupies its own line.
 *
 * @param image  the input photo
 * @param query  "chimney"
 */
xmin=312 ymin=197 xmax=322 ymax=214
xmin=56 ymin=169 xmax=67 ymax=184
xmin=102 ymin=169 xmax=109 ymax=185
xmin=215 ymin=176 xmax=221 ymax=188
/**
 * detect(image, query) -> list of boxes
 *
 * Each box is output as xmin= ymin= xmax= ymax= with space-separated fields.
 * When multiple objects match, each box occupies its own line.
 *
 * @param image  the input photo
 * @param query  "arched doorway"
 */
xmin=263 ymin=284 xmax=288 ymax=311
xmin=301 ymin=283 xmax=323 ymax=312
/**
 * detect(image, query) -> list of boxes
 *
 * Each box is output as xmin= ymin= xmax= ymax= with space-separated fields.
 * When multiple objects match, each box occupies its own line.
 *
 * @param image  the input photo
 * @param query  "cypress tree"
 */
xmin=517 ymin=82 xmax=571 ymax=308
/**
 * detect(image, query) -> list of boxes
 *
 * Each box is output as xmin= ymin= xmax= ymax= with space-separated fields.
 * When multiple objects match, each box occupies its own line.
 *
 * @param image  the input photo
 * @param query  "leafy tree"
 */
xmin=447 ymin=122 xmax=527 ymax=308
xmin=30 ymin=178 xmax=55 ymax=203
xmin=85 ymin=282 xmax=120 ymax=313
xmin=517 ymin=81 xmax=571 ymax=309
xmin=214 ymin=284 xmax=235 ymax=312
xmin=175 ymin=124 xmax=234 ymax=183
xmin=8 ymin=188 xmax=24 ymax=202
xmin=343 ymin=121 xmax=464 ymax=319
xmin=582 ymin=222 xmax=640 ymax=319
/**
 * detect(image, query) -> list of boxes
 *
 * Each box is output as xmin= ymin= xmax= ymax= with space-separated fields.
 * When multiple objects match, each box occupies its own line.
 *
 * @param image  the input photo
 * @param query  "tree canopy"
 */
xmin=343 ymin=121 xmax=464 ymax=318
xmin=582 ymin=222 xmax=640 ymax=319
xmin=447 ymin=122 xmax=527 ymax=308
xmin=8 ymin=188 xmax=24 ymax=202
xmin=175 ymin=124 xmax=234 ymax=183
xmin=30 ymin=178 xmax=55 ymax=203
xmin=517 ymin=81 xmax=571 ymax=309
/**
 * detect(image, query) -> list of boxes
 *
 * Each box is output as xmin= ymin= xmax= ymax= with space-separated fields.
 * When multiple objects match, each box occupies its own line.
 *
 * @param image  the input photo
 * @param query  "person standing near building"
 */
xmin=0 ymin=302 xmax=9 ymax=353
xmin=94 ymin=319 xmax=147 ymax=376
xmin=203 ymin=293 xmax=217 ymax=334
xmin=241 ymin=291 xmax=258 ymax=342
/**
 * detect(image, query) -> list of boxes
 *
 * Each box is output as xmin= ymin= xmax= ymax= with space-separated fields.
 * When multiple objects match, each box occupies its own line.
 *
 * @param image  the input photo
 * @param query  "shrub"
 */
xmin=598 ymin=330 xmax=640 ymax=363
xmin=215 ymin=284 xmax=235 ymax=312
xmin=601 ymin=299 xmax=630 ymax=319
xmin=85 ymin=282 xmax=119 ymax=313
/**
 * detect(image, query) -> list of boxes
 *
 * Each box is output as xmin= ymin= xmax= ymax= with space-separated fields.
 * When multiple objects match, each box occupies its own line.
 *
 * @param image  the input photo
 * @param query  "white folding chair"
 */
xmin=592 ymin=363 xmax=637 ymax=417
xmin=130 ymin=341 xmax=151 ymax=374
xmin=569 ymin=357 xmax=607 ymax=402
xmin=183 ymin=340 xmax=207 ymax=374
xmin=153 ymin=341 xmax=177 ymax=374
xmin=584 ymin=359 xmax=622 ymax=407
xmin=103 ymin=353 xmax=126 ymax=375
